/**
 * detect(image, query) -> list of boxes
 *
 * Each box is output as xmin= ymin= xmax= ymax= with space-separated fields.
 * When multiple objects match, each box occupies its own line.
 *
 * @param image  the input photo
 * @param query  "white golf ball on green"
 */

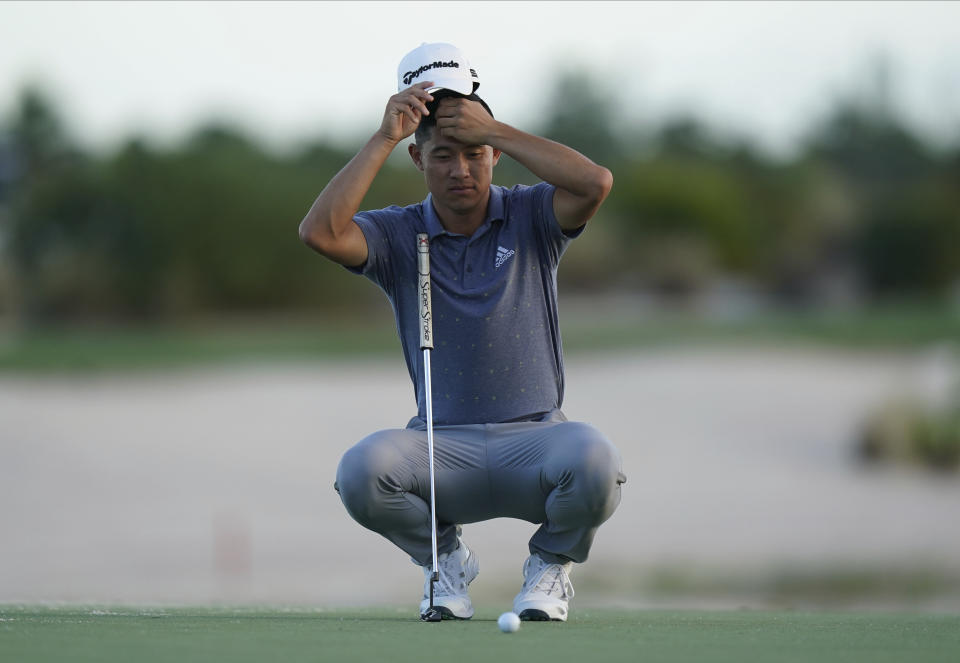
xmin=497 ymin=611 xmax=520 ymax=633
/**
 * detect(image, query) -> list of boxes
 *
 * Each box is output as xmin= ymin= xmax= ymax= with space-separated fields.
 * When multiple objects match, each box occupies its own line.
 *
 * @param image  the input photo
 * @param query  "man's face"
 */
xmin=410 ymin=130 xmax=501 ymax=215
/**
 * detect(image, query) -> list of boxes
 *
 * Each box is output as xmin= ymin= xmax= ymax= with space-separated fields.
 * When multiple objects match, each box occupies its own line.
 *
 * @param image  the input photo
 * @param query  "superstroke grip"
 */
xmin=417 ymin=233 xmax=433 ymax=350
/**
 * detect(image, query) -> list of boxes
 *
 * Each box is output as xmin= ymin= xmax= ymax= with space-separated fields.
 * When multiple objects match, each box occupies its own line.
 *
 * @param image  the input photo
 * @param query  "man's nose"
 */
xmin=451 ymin=154 xmax=470 ymax=177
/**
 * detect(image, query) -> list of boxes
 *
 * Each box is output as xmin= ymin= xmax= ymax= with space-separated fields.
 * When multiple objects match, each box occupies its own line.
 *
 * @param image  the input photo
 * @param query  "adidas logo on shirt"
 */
xmin=495 ymin=246 xmax=515 ymax=269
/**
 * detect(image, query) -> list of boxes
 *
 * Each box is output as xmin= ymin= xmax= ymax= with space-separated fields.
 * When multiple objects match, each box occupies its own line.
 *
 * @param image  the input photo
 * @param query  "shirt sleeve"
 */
xmin=344 ymin=208 xmax=400 ymax=289
xmin=525 ymin=182 xmax=583 ymax=268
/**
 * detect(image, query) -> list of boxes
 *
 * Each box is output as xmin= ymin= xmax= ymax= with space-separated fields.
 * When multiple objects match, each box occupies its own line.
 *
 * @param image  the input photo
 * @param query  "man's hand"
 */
xmin=379 ymin=82 xmax=435 ymax=143
xmin=434 ymin=97 xmax=499 ymax=145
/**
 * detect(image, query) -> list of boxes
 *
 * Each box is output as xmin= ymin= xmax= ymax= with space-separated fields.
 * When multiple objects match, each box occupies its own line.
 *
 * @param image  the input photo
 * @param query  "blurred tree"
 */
xmin=761 ymin=160 xmax=861 ymax=305
xmin=612 ymin=158 xmax=759 ymax=295
xmin=537 ymin=68 xmax=625 ymax=166
xmin=7 ymin=86 xmax=74 ymax=175
xmin=858 ymin=180 xmax=960 ymax=295
xmin=807 ymin=101 xmax=934 ymax=189
xmin=3 ymin=64 xmax=959 ymax=326
xmin=801 ymin=58 xmax=957 ymax=298
xmin=4 ymin=87 xmax=95 ymax=322
xmin=655 ymin=117 xmax=728 ymax=161
xmin=4 ymin=102 xmax=384 ymax=322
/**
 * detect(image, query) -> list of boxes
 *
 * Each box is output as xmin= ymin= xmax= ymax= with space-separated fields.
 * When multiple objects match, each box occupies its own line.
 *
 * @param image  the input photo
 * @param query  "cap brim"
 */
xmin=424 ymin=77 xmax=474 ymax=96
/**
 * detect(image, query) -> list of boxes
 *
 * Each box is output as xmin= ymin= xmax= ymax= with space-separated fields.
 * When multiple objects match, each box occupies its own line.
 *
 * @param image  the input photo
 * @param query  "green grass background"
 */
xmin=2 ymin=607 xmax=959 ymax=663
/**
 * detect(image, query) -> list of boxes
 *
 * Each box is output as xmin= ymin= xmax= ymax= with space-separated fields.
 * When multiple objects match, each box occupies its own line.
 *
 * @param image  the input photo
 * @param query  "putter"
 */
xmin=417 ymin=233 xmax=442 ymax=623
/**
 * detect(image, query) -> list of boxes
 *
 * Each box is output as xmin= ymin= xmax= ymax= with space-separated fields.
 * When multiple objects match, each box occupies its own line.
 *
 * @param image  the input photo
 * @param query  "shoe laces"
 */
xmin=524 ymin=556 xmax=574 ymax=600
xmin=429 ymin=547 xmax=471 ymax=597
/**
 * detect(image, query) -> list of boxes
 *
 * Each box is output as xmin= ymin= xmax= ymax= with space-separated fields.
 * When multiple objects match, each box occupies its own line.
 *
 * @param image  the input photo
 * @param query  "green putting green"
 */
xmin=1 ymin=607 xmax=958 ymax=663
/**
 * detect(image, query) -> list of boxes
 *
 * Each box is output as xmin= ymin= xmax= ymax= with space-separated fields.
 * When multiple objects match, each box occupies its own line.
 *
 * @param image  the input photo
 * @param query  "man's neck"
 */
xmin=432 ymin=193 xmax=490 ymax=237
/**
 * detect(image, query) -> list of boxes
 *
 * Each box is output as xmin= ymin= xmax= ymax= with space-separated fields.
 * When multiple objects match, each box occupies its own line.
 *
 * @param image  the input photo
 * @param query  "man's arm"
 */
xmin=434 ymin=98 xmax=613 ymax=232
xmin=299 ymin=82 xmax=435 ymax=266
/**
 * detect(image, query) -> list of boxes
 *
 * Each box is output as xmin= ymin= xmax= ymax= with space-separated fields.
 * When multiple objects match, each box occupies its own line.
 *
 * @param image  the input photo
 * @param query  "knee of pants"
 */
xmin=548 ymin=422 xmax=625 ymax=521
xmin=335 ymin=431 xmax=406 ymax=528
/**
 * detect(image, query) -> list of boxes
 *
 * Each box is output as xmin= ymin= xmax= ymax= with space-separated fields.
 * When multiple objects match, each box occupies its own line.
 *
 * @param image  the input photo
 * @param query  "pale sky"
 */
xmin=2 ymin=1 xmax=959 ymax=157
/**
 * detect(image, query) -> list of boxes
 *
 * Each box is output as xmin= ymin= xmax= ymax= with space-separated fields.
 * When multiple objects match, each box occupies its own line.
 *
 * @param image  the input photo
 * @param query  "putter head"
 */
xmin=420 ymin=570 xmax=442 ymax=621
xmin=420 ymin=607 xmax=443 ymax=622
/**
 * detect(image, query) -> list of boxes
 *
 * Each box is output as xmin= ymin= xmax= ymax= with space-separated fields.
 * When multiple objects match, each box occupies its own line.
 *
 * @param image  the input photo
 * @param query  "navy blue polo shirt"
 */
xmin=349 ymin=182 xmax=578 ymax=425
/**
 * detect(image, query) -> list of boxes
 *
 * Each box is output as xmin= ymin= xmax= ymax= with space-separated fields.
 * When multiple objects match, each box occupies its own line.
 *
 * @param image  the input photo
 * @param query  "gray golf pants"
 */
xmin=335 ymin=409 xmax=626 ymax=566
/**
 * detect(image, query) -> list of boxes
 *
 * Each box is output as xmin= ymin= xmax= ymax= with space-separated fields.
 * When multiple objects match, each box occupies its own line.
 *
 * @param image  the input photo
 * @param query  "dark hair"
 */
xmin=414 ymin=90 xmax=494 ymax=146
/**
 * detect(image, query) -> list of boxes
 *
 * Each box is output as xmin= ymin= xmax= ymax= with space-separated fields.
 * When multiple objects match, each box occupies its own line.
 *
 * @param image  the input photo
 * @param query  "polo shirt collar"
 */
xmin=423 ymin=185 xmax=505 ymax=239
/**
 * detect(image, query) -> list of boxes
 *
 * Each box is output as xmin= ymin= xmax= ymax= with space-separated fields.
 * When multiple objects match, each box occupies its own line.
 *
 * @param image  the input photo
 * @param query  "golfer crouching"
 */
xmin=299 ymin=42 xmax=626 ymax=622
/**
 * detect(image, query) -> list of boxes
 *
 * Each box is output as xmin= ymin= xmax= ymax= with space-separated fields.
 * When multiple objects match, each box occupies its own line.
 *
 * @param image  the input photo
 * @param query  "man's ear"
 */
xmin=408 ymin=143 xmax=425 ymax=171
xmin=492 ymin=148 xmax=502 ymax=167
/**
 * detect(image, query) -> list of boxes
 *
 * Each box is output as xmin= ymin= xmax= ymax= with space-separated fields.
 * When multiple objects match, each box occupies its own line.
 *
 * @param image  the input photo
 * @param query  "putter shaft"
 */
xmin=417 ymin=233 xmax=440 ymax=622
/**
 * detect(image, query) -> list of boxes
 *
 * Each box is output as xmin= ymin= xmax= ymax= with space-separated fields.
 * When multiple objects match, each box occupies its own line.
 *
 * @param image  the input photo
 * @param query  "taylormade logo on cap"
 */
xmin=402 ymin=60 xmax=460 ymax=87
xmin=397 ymin=42 xmax=480 ymax=95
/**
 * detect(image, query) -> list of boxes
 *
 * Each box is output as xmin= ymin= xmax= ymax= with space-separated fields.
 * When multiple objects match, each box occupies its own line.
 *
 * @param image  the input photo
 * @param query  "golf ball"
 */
xmin=497 ymin=611 xmax=520 ymax=633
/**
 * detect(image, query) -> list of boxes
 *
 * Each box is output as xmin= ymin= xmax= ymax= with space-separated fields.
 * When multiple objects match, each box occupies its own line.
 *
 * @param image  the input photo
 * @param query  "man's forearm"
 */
xmin=299 ymin=132 xmax=397 ymax=250
xmin=301 ymin=82 xmax=435 ymax=264
xmin=486 ymin=123 xmax=611 ymax=201
xmin=483 ymin=122 xmax=613 ymax=230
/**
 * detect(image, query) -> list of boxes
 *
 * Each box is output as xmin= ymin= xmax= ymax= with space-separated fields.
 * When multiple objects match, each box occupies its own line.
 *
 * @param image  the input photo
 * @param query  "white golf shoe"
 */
xmin=419 ymin=539 xmax=479 ymax=620
xmin=512 ymin=553 xmax=575 ymax=621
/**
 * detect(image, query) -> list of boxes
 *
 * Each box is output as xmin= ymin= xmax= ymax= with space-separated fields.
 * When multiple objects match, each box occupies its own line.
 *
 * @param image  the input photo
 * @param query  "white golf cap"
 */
xmin=397 ymin=42 xmax=480 ymax=95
